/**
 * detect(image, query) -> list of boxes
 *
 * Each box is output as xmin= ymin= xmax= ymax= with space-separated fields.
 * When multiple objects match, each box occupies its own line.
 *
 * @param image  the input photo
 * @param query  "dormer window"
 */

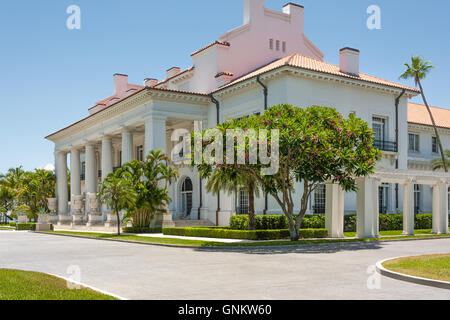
xmin=269 ymin=39 xmax=273 ymax=50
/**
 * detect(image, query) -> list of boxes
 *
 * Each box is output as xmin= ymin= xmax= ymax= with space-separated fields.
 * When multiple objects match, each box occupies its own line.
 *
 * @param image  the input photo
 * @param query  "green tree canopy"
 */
xmin=193 ymin=105 xmax=380 ymax=240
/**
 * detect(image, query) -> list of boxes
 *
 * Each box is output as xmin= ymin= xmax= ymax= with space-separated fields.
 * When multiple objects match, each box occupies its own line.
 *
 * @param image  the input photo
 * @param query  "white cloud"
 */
xmin=43 ymin=163 xmax=55 ymax=171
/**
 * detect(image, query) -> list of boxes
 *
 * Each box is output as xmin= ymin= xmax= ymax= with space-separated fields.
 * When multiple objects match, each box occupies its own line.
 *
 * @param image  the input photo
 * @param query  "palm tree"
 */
xmin=205 ymin=166 xmax=260 ymax=230
xmin=431 ymin=150 xmax=450 ymax=171
xmin=98 ymin=173 xmax=137 ymax=235
xmin=400 ymin=56 xmax=447 ymax=172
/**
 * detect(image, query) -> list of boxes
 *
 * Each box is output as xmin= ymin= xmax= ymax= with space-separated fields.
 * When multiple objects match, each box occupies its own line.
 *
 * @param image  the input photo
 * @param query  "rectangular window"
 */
xmin=432 ymin=137 xmax=439 ymax=153
xmin=409 ymin=134 xmax=419 ymax=152
xmin=119 ymin=151 xmax=122 ymax=166
xmin=137 ymin=145 xmax=144 ymax=162
xmin=379 ymin=184 xmax=389 ymax=214
xmin=282 ymin=41 xmax=286 ymax=52
xmin=276 ymin=40 xmax=280 ymax=51
xmin=313 ymin=184 xmax=326 ymax=214
xmin=372 ymin=117 xmax=386 ymax=142
xmin=269 ymin=39 xmax=273 ymax=50
xmin=414 ymin=184 xmax=421 ymax=214
xmin=81 ymin=162 xmax=86 ymax=181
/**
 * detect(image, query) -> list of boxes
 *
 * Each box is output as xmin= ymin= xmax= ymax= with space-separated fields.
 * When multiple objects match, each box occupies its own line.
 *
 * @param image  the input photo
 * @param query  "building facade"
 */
xmin=46 ymin=0 xmax=449 ymax=235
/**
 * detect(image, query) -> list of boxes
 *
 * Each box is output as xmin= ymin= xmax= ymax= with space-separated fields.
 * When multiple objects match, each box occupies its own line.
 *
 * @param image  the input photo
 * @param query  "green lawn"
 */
xmin=383 ymin=254 xmax=450 ymax=282
xmin=42 ymin=231 xmax=223 ymax=246
xmin=41 ymin=230 xmax=450 ymax=247
xmin=0 ymin=269 xmax=117 ymax=300
xmin=0 ymin=226 xmax=14 ymax=230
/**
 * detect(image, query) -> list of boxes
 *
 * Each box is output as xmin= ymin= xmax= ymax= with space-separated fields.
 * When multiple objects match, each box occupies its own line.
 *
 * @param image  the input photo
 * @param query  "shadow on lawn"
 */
xmin=196 ymin=240 xmax=384 ymax=255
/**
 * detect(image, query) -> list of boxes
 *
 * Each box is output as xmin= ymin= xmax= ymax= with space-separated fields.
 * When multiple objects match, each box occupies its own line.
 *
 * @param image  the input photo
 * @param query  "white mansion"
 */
xmin=46 ymin=0 xmax=450 ymax=237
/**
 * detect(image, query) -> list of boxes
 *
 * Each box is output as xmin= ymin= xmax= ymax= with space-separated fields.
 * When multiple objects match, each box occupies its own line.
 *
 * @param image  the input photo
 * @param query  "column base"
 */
xmin=87 ymin=213 xmax=104 ymax=227
xmin=71 ymin=213 xmax=85 ymax=226
xmin=48 ymin=214 xmax=59 ymax=224
xmin=105 ymin=213 xmax=118 ymax=227
xmin=57 ymin=214 xmax=72 ymax=226
xmin=35 ymin=223 xmax=52 ymax=232
xmin=162 ymin=212 xmax=175 ymax=228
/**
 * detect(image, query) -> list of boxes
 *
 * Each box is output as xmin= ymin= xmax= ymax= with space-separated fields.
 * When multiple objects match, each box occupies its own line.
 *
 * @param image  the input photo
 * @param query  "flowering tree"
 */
xmin=193 ymin=105 xmax=380 ymax=241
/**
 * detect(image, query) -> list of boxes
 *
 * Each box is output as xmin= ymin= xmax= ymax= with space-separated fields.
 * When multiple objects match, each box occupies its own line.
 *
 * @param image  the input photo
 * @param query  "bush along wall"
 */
xmin=122 ymin=226 xmax=162 ymax=234
xmin=230 ymin=214 xmax=447 ymax=232
xmin=162 ymin=227 xmax=328 ymax=240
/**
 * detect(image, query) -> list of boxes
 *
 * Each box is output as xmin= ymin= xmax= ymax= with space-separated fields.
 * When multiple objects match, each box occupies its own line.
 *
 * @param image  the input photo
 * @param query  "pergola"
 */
xmin=325 ymin=169 xmax=450 ymax=238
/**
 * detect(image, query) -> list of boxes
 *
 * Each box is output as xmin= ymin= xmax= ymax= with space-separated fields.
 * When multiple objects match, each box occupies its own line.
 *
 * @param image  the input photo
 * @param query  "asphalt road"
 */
xmin=1 ymin=231 xmax=449 ymax=300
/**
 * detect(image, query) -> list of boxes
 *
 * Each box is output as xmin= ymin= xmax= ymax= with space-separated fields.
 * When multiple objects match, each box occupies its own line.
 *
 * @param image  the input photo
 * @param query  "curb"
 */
xmin=376 ymin=256 xmax=450 ymax=290
xmin=48 ymin=273 xmax=128 ymax=300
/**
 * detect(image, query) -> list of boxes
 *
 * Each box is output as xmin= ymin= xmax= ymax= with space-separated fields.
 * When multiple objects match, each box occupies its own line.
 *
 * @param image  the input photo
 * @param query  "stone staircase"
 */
xmin=173 ymin=220 xmax=215 ymax=228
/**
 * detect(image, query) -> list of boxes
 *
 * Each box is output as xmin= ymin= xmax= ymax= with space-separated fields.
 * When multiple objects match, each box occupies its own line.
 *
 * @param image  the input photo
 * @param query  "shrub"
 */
xmin=9 ymin=222 xmax=16 ymax=227
xmin=122 ymin=226 xmax=162 ymax=234
xmin=230 ymin=213 xmax=444 ymax=233
xmin=16 ymin=223 xmax=36 ymax=231
xmin=162 ymin=227 xmax=328 ymax=240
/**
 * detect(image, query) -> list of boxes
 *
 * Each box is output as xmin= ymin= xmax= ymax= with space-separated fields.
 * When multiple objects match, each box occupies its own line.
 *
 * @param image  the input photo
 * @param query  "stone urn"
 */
xmin=71 ymin=195 xmax=85 ymax=226
xmin=87 ymin=193 xmax=103 ymax=226
xmin=47 ymin=198 xmax=59 ymax=224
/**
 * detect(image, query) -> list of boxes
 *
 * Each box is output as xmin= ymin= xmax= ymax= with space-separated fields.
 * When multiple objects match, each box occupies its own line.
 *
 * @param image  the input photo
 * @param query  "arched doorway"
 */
xmin=181 ymin=177 xmax=193 ymax=218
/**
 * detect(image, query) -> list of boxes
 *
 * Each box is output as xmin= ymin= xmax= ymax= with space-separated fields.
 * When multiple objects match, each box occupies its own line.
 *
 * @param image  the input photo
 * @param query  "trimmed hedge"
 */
xmin=230 ymin=213 xmax=449 ymax=232
xmin=162 ymin=227 xmax=328 ymax=240
xmin=122 ymin=226 xmax=162 ymax=234
xmin=16 ymin=223 xmax=36 ymax=231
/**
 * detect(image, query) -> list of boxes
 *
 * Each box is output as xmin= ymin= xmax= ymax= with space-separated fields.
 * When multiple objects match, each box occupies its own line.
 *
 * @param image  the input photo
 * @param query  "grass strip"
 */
xmin=0 ymin=269 xmax=117 ymax=300
xmin=382 ymin=254 xmax=450 ymax=282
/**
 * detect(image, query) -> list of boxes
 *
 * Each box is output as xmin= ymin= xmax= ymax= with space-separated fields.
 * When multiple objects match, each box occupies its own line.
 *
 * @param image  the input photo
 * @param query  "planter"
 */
xmin=38 ymin=214 xmax=49 ymax=224
xmin=47 ymin=198 xmax=57 ymax=214
xmin=87 ymin=193 xmax=99 ymax=213
xmin=17 ymin=215 xmax=27 ymax=224
xmin=105 ymin=213 xmax=118 ymax=227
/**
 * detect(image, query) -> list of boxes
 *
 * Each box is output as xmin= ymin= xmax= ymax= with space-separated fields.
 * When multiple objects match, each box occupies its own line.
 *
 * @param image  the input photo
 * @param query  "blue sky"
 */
xmin=0 ymin=0 xmax=449 ymax=173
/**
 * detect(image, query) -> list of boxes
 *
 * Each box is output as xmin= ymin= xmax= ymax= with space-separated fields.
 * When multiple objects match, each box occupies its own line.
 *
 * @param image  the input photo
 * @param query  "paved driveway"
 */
xmin=1 ymin=231 xmax=449 ymax=300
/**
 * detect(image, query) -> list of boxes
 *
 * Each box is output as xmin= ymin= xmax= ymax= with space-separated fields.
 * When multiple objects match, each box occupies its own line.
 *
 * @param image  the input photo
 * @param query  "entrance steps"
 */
xmin=173 ymin=220 xmax=215 ymax=228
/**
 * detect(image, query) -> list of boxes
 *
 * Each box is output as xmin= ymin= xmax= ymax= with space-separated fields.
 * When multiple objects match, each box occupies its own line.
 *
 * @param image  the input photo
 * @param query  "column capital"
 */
xmin=143 ymin=112 xmax=168 ymax=122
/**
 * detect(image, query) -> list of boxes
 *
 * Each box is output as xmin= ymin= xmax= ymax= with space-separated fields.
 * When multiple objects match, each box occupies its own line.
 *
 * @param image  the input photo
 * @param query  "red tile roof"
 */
xmin=191 ymin=41 xmax=230 ymax=56
xmin=408 ymin=102 xmax=450 ymax=129
xmin=217 ymin=53 xmax=419 ymax=93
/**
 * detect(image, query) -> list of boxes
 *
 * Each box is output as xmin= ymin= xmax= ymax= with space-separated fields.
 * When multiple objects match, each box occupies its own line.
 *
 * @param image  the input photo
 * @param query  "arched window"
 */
xmin=181 ymin=178 xmax=193 ymax=217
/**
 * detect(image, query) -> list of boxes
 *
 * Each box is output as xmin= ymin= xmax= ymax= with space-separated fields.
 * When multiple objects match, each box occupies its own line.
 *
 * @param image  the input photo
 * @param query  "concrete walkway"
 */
xmin=1 ymin=230 xmax=449 ymax=300
xmin=53 ymin=228 xmax=252 ymax=243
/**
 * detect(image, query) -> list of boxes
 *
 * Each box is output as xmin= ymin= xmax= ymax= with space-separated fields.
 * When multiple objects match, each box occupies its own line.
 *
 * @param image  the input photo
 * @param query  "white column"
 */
xmin=85 ymin=144 xmax=97 ymax=193
xmin=402 ymin=180 xmax=415 ymax=236
xmin=432 ymin=181 xmax=449 ymax=234
xmin=101 ymin=137 xmax=113 ymax=180
xmin=121 ymin=130 xmax=134 ymax=164
xmin=356 ymin=177 xmax=375 ymax=238
xmin=144 ymin=115 xmax=167 ymax=156
xmin=55 ymin=151 xmax=68 ymax=214
xmin=325 ymin=183 xmax=344 ymax=238
xmin=70 ymin=149 xmax=81 ymax=213
xmin=372 ymin=178 xmax=381 ymax=238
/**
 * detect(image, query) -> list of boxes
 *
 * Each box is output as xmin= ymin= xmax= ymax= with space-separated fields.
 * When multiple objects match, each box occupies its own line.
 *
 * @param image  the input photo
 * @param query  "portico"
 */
xmin=325 ymin=169 xmax=450 ymax=238
xmin=47 ymin=85 xmax=211 ymax=228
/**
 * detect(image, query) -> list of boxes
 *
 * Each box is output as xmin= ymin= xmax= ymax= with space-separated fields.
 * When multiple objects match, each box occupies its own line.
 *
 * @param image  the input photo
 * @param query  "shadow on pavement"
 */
xmin=195 ymin=240 xmax=384 ymax=255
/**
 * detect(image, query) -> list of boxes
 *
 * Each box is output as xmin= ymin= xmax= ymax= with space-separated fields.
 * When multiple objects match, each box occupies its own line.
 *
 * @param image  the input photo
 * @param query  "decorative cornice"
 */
xmin=46 ymin=88 xmax=210 ymax=142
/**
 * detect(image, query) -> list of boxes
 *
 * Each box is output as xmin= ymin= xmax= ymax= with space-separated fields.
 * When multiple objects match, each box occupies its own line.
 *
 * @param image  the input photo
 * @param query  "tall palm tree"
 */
xmin=98 ymin=173 xmax=137 ymax=235
xmin=206 ymin=166 xmax=260 ymax=230
xmin=431 ymin=150 xmax=450 ymax=171
xmin=400 ymin=56 xmax=447 ymax=172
